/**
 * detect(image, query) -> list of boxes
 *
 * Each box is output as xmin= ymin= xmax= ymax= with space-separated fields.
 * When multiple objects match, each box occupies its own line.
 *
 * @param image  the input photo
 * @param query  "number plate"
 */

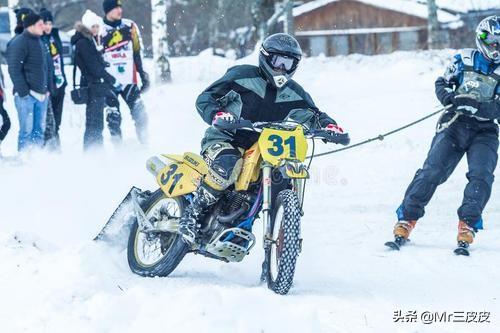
xmin=157 ymin=162 xmax=199 ymax=197
xmin=258 ymin=126 xmax=308 ymax=165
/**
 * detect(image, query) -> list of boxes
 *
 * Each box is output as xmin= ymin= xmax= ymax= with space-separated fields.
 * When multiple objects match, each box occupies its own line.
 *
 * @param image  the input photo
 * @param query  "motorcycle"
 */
xmin=117 ymin=119 xmax=349 ymax=294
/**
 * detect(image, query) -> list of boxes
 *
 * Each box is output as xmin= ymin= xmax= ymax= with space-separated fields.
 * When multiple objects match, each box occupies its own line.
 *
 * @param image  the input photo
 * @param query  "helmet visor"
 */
xmin=480 ymin=32 xmax=500 ymax=50
xmin=268 ymin=54 xmax=299 ymax=73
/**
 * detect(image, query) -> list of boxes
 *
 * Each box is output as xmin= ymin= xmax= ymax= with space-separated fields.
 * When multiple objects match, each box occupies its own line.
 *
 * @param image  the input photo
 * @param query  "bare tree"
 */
xmin=427 ymin=0 xmax=439 ymax=49
xmin=152 ymin=0 xmax=172 ymax=83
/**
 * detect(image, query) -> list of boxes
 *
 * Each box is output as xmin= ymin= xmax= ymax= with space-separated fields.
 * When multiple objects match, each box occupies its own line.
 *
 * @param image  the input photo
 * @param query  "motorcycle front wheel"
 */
xmin=264 ymin=189 xmax=302 ymax=295
xmin=127 ymin=189 xmax=189 ymax=277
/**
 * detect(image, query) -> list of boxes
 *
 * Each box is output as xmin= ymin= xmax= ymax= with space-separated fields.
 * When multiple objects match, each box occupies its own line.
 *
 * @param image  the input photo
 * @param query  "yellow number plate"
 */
xmin=258 ymin=126 xmax=308 ymax=166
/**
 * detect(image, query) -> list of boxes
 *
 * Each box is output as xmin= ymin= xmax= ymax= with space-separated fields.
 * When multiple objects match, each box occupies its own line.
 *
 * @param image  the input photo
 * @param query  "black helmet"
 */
xmin=259 ymin=33 xmax=302 ymax=88
xmin=475 ymin=16 xmax=500 ymax=64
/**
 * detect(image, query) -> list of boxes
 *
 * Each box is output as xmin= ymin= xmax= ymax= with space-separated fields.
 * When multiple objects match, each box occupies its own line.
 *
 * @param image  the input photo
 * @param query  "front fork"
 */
xmin=261 ymin=164 xmax=305 ymax=249
xmin=261 ymin=164 xmax=273 ymax=249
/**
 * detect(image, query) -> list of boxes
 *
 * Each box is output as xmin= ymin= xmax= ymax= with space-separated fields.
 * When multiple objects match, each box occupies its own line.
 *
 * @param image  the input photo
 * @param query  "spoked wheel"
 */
xmin=264 ymin=189 xmax=302 ymax=295
xmin=127 ymin=189 xmax=189 ymax=277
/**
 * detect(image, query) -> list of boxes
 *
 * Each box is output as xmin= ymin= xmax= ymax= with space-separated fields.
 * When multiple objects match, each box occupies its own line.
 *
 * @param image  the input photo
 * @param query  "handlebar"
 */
xmin=213 ymin=118 xmax=350 ymax=146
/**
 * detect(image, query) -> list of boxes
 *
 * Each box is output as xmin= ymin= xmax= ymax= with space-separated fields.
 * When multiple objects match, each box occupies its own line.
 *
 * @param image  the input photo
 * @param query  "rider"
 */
xmin=178 ymin=33 xmax=348 ymax=243
xmin=392 ymin=16 xmax=500 ymax=250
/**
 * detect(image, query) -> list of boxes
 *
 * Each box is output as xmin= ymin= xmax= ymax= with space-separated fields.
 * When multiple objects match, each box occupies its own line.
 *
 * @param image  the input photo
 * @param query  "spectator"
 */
xmin=101 ymin=0 xmax=149 ymax=145
xmin=71 ymin=10 xmax=118 ymax=150
xmin=7 ymin=13 xmax=51 ymax=152
xmin=40 ymin=8 xmax=66 ymax=150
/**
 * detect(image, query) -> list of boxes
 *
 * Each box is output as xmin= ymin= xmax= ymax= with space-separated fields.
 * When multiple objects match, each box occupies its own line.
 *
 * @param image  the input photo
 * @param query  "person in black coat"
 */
xmin=40 ymin=8 xmax=66 ymax=149
xmin=71 ymin=10 xmax=118 ymax=150
xmin=7 ymin=13 xmax=51 ymax=151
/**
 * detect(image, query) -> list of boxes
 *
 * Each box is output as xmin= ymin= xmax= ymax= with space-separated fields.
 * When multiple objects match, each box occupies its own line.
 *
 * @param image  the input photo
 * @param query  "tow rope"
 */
xmin=307 ymin=104 xmax=453 ymax=159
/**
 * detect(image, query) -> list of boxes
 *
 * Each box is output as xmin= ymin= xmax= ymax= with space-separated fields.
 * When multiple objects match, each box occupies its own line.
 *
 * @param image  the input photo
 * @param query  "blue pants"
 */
xmin=398 ymin=116 xmax=499 ymax=230
xmin=14 ymin=95 xmax=48 ymax=151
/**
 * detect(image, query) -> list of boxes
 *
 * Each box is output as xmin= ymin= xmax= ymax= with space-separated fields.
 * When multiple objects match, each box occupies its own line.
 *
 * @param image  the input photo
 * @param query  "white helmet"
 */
xmin=475 ymin=16 xmax=500 ymax=63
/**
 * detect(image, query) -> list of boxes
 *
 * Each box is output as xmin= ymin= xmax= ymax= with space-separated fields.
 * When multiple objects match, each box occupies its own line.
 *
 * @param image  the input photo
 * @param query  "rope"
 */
xmin=307 ymin=104 xmax=453 ymax=159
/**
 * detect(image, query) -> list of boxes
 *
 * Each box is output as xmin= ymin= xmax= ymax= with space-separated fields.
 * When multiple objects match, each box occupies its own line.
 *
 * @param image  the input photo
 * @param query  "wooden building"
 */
xmin=291 ymin=0 xmax=463 ymax=56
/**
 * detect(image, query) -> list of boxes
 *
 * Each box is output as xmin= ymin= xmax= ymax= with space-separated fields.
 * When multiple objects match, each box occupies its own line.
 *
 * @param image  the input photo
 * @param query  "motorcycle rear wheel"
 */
xmin=265 ymin=189 xmax=302 ymax=295
xmin=127 ymin=189 xmax=189 ymax=277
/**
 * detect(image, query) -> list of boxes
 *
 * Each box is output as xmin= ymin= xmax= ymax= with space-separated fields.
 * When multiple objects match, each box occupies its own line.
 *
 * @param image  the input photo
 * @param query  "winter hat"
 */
xmin=81 ymin=10 xmax=103 ymax=30
xmin=39 ymin=8 xmax=53 ymax=23
xmin=103 ymin=0 xmax=123 ymax=15
xmin=14 ymin=7 xmax=33 ymax=34
xmin=23 ymin=13 xmax=42 ymax=28
xmin=15 ymin=7 xmax=33 ymax=24
xmin=14 ymin=7 xmax=33 ymax=28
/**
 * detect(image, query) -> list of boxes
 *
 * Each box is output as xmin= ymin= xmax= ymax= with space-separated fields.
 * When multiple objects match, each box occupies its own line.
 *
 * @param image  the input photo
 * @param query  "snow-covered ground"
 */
xmin=1 ymin=50 xmax=500 ymax=332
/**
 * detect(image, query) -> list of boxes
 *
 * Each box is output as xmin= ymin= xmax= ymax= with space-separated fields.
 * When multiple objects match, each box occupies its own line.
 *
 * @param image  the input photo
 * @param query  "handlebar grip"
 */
xmin=315 ymin=130 xmax=350 ymax=146
xmin=333 ymin=133 xmax=351 ymax=146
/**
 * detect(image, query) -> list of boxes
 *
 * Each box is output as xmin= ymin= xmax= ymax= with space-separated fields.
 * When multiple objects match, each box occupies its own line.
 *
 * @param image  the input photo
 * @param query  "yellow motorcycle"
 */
xmin=123 ymin=119 xmax=349 ymax=294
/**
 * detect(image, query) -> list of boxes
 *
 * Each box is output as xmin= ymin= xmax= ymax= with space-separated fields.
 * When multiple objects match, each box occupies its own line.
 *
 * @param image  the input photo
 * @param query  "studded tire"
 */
xmin=265 ymin=189 xmax=302 ymax=295
xmin=127 ymin=189 xmax=189 ymax=277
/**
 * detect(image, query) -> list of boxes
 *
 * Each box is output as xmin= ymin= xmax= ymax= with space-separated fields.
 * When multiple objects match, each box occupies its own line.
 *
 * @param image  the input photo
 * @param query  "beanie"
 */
xmin=103 ymin=0 xmax=123 ymax=15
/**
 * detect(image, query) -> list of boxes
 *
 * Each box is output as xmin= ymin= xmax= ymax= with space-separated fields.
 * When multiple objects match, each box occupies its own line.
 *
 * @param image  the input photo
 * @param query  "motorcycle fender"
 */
xmin=279 ymin=161 xmax=309 ymax=179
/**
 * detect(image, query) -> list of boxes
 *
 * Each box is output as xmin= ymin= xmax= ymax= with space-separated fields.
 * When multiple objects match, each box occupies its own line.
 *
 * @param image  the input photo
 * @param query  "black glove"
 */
xmin=140 ymin=71 xmax=150 ymax=93
xmin=442 ymin=91 xmax=456 ymax=106
xmin=452 ymin=94 xmax=480 ymax=115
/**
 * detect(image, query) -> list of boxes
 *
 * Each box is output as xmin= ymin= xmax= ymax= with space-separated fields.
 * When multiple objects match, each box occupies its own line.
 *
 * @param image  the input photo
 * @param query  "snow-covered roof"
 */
xmin=296 ymin=26 xmax=425 ymax=36
xmin=435 ymin=0 xmax=499 ymax=13
xmin=293 ymin=0 xmax=460 ymax=23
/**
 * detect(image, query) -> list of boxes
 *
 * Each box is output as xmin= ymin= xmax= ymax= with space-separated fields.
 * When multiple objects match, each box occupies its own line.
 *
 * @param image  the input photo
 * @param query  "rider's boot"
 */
xmin=393 ymin=220 xmax=417 ymax=243
xmin=178 ymin=183 xmax=222 ymax=244
xmin=457 ymin=220 xmax=475 ymax=247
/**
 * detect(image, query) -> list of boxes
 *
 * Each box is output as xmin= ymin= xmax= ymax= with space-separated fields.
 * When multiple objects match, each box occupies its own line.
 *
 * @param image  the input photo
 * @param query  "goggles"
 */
xmin=268 ymin=53 xmax=299 ymax=73
xmin=479 ymin=31 xmax=500 ymax=49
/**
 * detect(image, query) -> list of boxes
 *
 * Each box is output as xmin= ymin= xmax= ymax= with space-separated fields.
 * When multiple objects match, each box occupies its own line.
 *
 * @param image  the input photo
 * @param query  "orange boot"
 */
xmin=457 ymin=220 xmax=475 ymax=245
xmin=393 ymin=220 xmax=417 ymax=240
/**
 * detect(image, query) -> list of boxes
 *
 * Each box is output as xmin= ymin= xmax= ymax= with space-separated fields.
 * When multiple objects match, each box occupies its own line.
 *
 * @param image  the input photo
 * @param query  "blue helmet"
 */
xmin=259 ymin=33 xmax=302 ymax=88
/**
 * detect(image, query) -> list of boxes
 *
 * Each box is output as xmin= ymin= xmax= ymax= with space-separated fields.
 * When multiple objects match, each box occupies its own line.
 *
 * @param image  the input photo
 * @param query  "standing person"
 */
xmin=40 ymin=8 xmax=66 ymax=150
xmin=101 ymin=0 xmax=149 ymax=145
xmin=389 ymin=16 xmax=500 ymax=255
xmin=71 ymin=10 xmax=119 ymax=150
xmin=0 ymin=68 xmax=11 ymax=157
xmin=7 ymin=13 xmax=51 ymax=152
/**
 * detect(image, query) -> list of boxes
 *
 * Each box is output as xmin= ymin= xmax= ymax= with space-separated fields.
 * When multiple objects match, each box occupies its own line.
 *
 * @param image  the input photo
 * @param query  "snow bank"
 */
xmin=1 ymin=50 xmax=499 ymax=332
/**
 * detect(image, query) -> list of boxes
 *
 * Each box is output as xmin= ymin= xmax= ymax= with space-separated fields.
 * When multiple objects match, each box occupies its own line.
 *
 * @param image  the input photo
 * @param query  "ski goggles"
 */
xmin=268 ymin=53 xmax=299 ymax=73
xmin=479 ymin=32 xmax=500 ymax=49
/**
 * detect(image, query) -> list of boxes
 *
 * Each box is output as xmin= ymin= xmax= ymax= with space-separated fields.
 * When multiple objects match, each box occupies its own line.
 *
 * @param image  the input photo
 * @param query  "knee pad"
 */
xmin=203 ymin=142 xmax=243 ymax=191
xmin=106 ymin=107 xmax=122 ymax=127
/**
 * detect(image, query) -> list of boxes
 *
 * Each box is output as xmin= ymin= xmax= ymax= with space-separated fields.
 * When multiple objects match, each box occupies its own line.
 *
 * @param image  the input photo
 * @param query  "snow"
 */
xmin=293 ymin=0 xmax=461 ymax=24
xmin=1 ymin=50 xmax=500 ymax=332
xmin=435 ymin=0 xmax=500 ymax=13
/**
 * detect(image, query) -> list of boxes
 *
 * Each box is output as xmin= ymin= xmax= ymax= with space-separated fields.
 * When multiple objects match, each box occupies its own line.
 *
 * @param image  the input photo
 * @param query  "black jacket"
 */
xmin=197 ymin=65 xmax=337 ymax=150
xmin=7 ymin=31 xmax=50 ymax=97
xmin=71 ymin=24 xmax=115 ymax=95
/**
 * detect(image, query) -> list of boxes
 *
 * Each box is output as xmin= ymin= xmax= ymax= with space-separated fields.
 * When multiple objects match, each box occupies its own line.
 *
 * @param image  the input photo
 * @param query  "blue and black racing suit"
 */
xmin=397 ymin=49 xmax=500 ymax=230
